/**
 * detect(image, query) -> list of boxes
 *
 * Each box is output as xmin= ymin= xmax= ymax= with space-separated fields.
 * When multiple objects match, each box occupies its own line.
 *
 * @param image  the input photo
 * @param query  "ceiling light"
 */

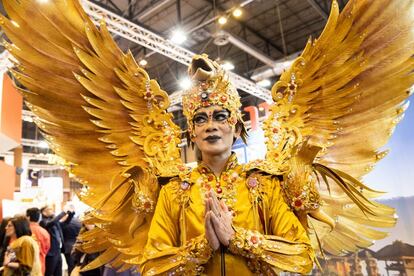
xmin=257 ymin=79 xmax=271 ymax=87
xmin=139 ymin=59 xmax=148 ymax=67
xmin=38 ymin=141 xmax=49 ymax=149
xmin=218 ymin=16 xmax=228 ymax=25
xmin=179 ymin=77 xmax=192 ymax=90
xmin=232 ymin=8 xmax=243 ymax=18
xmin=222 ymin=61 xmax=235 ymax=71
xmin=170 ymin=29 xmax=187 ymax=45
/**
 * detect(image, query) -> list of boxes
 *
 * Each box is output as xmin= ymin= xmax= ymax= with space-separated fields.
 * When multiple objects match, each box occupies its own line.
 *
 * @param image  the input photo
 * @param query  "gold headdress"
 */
xmin=182 ymin=54 xmax=246 ymax=139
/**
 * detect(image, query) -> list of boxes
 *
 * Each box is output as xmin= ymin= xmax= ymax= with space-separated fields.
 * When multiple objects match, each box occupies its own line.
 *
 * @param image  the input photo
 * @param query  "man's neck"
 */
xmin=201 ymin=151 xmax=232 ymax=177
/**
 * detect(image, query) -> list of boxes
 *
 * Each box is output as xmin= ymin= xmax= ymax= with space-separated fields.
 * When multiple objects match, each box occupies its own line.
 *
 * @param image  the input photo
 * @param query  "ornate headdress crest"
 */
xmin=182 ymin=54 xmax=245 ymax=137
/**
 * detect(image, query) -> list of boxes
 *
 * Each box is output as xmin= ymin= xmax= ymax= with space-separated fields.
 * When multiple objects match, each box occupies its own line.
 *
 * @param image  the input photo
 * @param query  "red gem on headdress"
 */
xmin=202 ymin=101 xmax=210 ymax=107
xmin=145 ymin=91 xmax=152 ymax=98
xmin=207 ymin=174 xmax=214 ymax=182
xmin=220 ymin=95 xmax=227 ymax=103
xmin=272 ymin=128 xmax=279 ymax=133
xmin=294 ymin=199 xmax=303 ymax=208
xmin=216 ymin=187 xmax=222 ymax=193
xmin=166 ymin=136 xmax=172 ymax=142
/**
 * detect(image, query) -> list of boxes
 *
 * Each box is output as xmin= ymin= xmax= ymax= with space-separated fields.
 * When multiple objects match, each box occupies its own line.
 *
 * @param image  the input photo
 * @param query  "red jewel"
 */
xmin=272 ymin=128 xmax=279 ymax=133
xmin=215 ymin=183 xmax=220 ymax=188
xmin=143 ymin=202 xmax=152 ymax=209
xmin=289 ymin=83 xmax=296 ymax=90
xmin=145 ymin=92 xmax=152 ymax=98
xmin=202 ymin=101 xmax=210 ymax=107
xmin=222 ymin=175 xmax=229 ymax=181
xmin=204 ymin=184 xmax=211 ymax=190
xmin=207 ymin=174 xmax=214 ymax=182
xmin=201 ymin=168 xmax=207 ymax=174
xmin=294 ymin=199 xmax=303 ymax=207
xmin=216 ymin=187 xmax=223 ymax=193
xmin=250 ymin=236 xmax=258 ymax=244
xmin=166 ymin=136 xmax=172 ymax=142
xmin=220 ymin=95 xmax=227 ymax=103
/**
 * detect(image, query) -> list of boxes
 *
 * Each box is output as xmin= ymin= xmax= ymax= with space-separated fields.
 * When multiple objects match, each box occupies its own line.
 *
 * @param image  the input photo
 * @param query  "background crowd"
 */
xmin=0 ymin=206 xmax=139 ymax=276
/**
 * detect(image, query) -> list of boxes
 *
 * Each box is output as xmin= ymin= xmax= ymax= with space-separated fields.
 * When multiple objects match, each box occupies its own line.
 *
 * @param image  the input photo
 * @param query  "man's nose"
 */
xmin=205 ymin=118 xmax=218 ymax=130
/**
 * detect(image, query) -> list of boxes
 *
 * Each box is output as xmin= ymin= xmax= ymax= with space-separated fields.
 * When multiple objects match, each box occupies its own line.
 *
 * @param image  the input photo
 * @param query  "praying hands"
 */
xmin=204 ymin=190 xmax=235 ymax=250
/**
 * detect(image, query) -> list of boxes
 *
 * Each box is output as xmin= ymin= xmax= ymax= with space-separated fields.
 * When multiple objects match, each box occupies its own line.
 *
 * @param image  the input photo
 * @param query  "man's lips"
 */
xmin=204 ymin=135 xmax=221 ymax=142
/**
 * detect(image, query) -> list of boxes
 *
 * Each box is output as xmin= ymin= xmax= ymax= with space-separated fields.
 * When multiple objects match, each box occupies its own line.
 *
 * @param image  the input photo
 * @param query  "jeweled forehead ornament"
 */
xmin=182 ymin=54 xmax=244 ymax=134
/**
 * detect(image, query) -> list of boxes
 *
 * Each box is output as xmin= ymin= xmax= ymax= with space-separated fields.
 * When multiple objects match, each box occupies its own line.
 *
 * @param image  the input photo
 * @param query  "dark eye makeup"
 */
xmin=192 ymin=110 xmax=230 ymax=125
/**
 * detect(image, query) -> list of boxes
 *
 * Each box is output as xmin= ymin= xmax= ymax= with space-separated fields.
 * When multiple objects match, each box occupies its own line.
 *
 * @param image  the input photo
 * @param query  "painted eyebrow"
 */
xmin=194 ymin=110 xmax=229 ymax=116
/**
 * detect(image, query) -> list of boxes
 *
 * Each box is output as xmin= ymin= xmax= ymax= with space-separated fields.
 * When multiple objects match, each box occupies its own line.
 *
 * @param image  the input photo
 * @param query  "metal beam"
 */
xmin=203 ymin=0 xmax=284 ymax=54
xmin=81 ymin=0 xmax=272 ymax=102
xmin=137 ymin=0 xmax=174 ymax=22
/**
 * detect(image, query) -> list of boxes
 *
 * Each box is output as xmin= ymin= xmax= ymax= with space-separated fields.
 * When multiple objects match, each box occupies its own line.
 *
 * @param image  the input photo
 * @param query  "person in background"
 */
xmin=2 ymin=216 xmax=41 ymax=276
xmin=71 ymin=224 xmax=102 ymax=276
xmin=40 ymin=205 xmax=74 ymax=276
xmin=27 ymin=207 xmax=51 ymax=275
xmin=0 ymin=217 xmax=11 ymax=266
xmin=61 ymin=204 xmax=81 ymax=275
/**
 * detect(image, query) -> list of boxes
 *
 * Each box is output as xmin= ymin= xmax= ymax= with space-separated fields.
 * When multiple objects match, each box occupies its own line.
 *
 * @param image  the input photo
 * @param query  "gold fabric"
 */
xmin=1 ymin=0 xmax=412 ymax=270
xmin=3 ymin=236 xmax=42 ymax=276
xmin=138 ymin=154 xmax=314 ymax=275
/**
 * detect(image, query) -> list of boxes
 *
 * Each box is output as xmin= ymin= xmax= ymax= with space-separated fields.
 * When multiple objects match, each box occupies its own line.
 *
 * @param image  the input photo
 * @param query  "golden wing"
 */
xmin=1 ymin=0 xmax=185 ymax=270
xmin=262 ymin=0 xmax=414 ymax=255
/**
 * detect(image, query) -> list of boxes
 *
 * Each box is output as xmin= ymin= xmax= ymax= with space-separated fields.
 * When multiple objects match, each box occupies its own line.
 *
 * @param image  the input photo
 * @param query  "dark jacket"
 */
xmin=61 ymin=217 xmax=81 ymax=254
xmin=40 ymin=211 xmax=73 ymax=256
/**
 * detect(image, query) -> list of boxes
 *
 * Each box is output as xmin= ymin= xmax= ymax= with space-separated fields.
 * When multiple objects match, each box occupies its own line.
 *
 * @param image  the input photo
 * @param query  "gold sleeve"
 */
xmin=139 ymin=185 xmax=213 ymax=275
xmin=228 ymin=177 xmax=315 ymax=274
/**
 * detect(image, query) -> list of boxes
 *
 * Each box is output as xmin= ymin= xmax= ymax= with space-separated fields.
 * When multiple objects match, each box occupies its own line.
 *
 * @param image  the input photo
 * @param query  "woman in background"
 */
xmin=0 ymin=218 xmax=11 ymax=267
xmin=2 ymin=216 xmax=41 ymax=276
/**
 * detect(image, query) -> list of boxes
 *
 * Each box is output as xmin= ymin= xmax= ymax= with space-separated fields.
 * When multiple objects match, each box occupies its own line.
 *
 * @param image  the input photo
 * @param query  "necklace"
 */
xmin=197 ymin=160 xmax=242 ymax=211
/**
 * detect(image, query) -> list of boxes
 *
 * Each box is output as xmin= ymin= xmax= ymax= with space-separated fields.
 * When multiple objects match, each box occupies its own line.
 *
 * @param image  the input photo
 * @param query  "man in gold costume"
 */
xmin=1 ymin=0 xmax=410 ymax=275
xmin=138 ymin=56 xmax=315 ymax=275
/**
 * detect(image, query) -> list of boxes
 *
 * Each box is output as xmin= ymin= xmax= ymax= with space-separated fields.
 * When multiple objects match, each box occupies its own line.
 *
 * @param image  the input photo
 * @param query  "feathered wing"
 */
xmin=1 ymin=0 xmax=184 ymax=269
xmin=262 ymin=0 xmax=414 ymax=255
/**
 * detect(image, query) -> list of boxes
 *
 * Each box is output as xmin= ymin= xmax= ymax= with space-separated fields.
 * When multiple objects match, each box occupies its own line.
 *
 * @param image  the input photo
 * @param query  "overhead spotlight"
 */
xmin=38 ymin=140 xmax=49 ymax=149
xmin=139 ymin=59 xmax=148 ymax=67
xmin=218 ymin=16 xmax=228 ymax=25
xmin=232 ymin=8 xmax=243 ymax=18
xmin=257 ymin=79 xmax=271 ymax=87
xmin=179 ymin=77 xmax=192 ymax=90
xmin=170 ymin=29 xmax=187 ymax=45
xmin=222 ymin=61 xmax=235 ymax=71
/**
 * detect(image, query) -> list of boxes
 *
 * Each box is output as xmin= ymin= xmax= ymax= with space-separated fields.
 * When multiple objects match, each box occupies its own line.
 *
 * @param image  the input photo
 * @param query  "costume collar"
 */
xmin=197 ymin=152 xmax=238 ymax=175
